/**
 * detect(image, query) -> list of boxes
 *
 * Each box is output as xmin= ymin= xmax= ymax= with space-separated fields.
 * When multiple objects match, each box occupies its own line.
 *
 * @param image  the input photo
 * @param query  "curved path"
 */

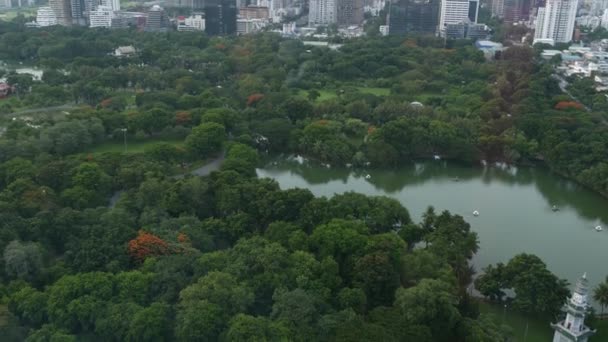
xmin=109 ymin=151 xmax=225 ymax=208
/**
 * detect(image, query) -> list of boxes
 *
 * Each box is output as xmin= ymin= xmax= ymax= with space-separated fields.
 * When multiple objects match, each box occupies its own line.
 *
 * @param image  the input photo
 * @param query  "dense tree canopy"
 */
xmin=0 ymin=19 xmax=597 ymax=341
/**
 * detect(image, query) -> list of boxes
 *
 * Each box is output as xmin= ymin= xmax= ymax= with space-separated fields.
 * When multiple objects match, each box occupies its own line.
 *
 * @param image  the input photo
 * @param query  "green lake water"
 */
xmin=256 ymin=156 xmax=608 ymax=307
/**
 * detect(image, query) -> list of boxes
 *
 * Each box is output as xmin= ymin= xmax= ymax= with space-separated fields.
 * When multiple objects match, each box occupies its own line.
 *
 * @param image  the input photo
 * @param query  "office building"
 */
xmin=534 ymin=0 xmax=577 ymax=43
xmin=236 ymin=18 xmax=268 ymax=33
xmin=70 ymin=0 xmax=96 ymax=25
xmin=145 ymin=5 xmax=168 ymax=31
xmin=90 ymin=5 xmax=113 ymax=28
xmin=337 ymin=0 xmax=364 ymax=26
xmin=388 ymin=0 xmax=441 ymax=35
xmin=492 ymin=0 xmax=504 ymax=17
xmin=177 ymin=14 xmax=206 ymax=31
xmin=439 ymin=0 xmax=479 ymax=33
xmin=100 ymin=0 xmax=120 ymax=11
xmin=239 ymin=5 xmax=269 ymax=19
xmin=445 ymin=21 xmax=490 ymax=39
xmin=36 ymin=6 xmax=58 ymax=27
xmin=502 ymin=0 xmax=531 ymax=23
xmin=49 ymin=0 xmax=72 ymax=25
xmin=205 ymin=0 xmax=237 ymax=35
xmin=309 ymin=0 xmax=337 ymax=25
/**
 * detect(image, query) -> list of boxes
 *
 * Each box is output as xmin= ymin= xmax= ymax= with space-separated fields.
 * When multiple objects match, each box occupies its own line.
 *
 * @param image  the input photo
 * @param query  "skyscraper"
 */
xmin=388 ymin=0 xmax=441 ymax=35
xmin=205 ymin=0 xmax=237 ymax=35
xmin=89 ymin=5 xmax=113 ymax=28
xmin=49 ymin=0 xmax=72 ymax=26
xmin=337 ymin=0 xmax=364 ymax=26
xmin=145 ymin=5 xmax=169 ymax=31
xmin=439 ymin=0 xmax=478 ymax=34
xmin=309 ymin=0 xmax=337 ymax=25
xmin=503 ymin=0 xmax=531 ymax=23
xmin=534 ymin=0 xmax=577 ymax=43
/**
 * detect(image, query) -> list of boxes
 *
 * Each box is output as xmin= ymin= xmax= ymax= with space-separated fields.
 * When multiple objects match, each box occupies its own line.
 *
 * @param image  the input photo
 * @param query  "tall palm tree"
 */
xmin=593 ymin=278 xmax=608 ymax=316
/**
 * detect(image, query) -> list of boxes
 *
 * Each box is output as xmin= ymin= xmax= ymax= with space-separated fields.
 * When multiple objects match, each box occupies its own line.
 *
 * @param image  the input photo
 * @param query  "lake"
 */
xmin=256 ymin=156 xmax=608 ymax=306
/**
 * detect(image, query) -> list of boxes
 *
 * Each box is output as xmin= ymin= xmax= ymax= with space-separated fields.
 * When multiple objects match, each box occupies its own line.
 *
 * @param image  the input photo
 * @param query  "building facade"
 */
xmin=309 ymin=0 xmax=337 ymax=25
xmin=551 ymin=273 xmax=596 ymax=342
xmin=36 ymin=6 xmax=58 ymax=27
xmin=534 ymin=0 xmax=578 ymax=43
xmin=49 ymin=0 xmax=72 ymax=26
xmin=503 ymin=0 xmax=531 ymax=23
xmin=90 ymin=5 xmax=113 ymax=28
xmin=239 ymin=5 xmax=270 ymax=19
xmin=439 ymin=0 xmax=479 ymax=32
xmin=205 ymin=0 xmax=237 ymax=35
xmin=388 ymin=0 xmax=440 ymax=35
xmin=337 ymin=0 xmax=364 ymax=26
xmin=145 ymin=5 xmax=168 ymax=31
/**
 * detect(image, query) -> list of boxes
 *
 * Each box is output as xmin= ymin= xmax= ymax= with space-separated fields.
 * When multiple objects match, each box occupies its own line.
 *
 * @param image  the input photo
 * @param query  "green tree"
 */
xmin=126 ymin=302 xmax=172 ymax=342
xmin=593 ymin=277 xmax=608 ymax=316
xmin=185 ymin=122 xmax=226 ymax=157
xmin=175 ymin=300 xmax=224 ymax=342
xmin=3 ymin=240 xmax=43 ymax=281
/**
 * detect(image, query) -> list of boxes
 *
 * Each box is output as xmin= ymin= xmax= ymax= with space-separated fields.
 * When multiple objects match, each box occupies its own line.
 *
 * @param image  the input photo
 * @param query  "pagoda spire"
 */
xmin=551 ymin=273 xmax=596 ymax=342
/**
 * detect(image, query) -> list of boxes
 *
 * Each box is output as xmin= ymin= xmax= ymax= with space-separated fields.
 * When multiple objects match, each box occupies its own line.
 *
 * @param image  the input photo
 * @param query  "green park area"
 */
xmin=86 ymin=138 xmax=183 ymax=154
xmin=0 ymin=8 xmax=36 ymax=21
xmin=299 ymin=87 xmax=390 ymax=102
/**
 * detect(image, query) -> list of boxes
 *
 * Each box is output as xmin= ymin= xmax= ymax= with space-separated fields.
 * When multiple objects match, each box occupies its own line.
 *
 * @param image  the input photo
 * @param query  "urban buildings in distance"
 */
xmin=388 ymin=0 xmax=441 ymax=35
xmin=534 ymin=0 xmax=578 ymax=44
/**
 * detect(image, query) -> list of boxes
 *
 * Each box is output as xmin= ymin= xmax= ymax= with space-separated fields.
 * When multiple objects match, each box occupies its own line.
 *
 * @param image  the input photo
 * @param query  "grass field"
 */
xmin=0 ymin=8 xmax=36 ymax=21
xmin=86 ymin=138 xmax=183 ymax=154
xmin=479 ymin=301 xmax=608 ymax=341
xmin=298 ymin=87 xmax=390 ymax=102
xmin=479 ymin=302 xmax=552 ymax=341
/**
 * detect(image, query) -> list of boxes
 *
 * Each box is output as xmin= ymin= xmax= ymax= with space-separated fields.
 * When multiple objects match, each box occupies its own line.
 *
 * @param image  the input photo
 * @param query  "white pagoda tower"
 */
xmin=551 ymin=273 xmax=596 ymax=342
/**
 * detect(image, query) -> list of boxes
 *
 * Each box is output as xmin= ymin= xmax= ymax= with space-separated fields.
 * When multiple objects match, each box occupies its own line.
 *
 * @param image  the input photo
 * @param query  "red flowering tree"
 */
xmin=554 ymin=101 xmax=584 ymax=110
xmin=128 ymin=230 xmax=170 ymax=262
xmin=246 ymin=93 xmax=264 ymax=106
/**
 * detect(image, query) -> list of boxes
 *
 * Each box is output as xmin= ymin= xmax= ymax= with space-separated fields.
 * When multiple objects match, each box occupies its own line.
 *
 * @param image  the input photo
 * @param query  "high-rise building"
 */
xmin=309 ymin=0 xmax=337 ymax=25
xmin=551 ymin=273 xmax=596 ymax=342
xmin=178 ymin=13 xmax=206 ymax=31
xmin=90 ymin=5 xmax=113 ymax=28
xmin=502 ymin=0 xmax=531 ymax=23
xmin=492 ymin=0 xmax=505 ymax=17
xmin=70 ymin=0 xmax=96 ymax=25
xmin=239 ymin=5 xmax=270 ymax=19
xmin=337 ymin=0 xmax=364 ymax=26
xmin=445 ymin=21 xmax=490 ymax=38
xmin=49 ymin=0 xmax=72 ymax=26
xmin=388 ymin=0 xmax=440 ymax=35
xmin=439 ymin=0 xmax=478 ymax=34
xmin=145 ymin=5 xmax=168 ymax=31
xmin=100 ymin=0 xmax=120 ymax=11
xmin=205 ymin=0 xmax=237 ymax=34
xmin=36 ymin=6 xmax=58 ymax=27
xmin=534 ymin=0 xmax=577 ymax=43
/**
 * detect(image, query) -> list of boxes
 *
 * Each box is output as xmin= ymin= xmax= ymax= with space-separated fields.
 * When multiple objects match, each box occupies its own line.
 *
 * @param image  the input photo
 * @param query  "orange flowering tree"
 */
xmin=554 ymin=101 xmax=584 ymax=110
xmin=246 ymin=93 xmax=264 ymax=106
xmin=128 ymin=230 xmax=170 ymax=262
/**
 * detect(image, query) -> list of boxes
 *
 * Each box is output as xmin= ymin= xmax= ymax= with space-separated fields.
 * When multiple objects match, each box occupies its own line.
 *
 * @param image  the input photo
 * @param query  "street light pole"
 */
xmin=121 ymin=128 xmax=127 ymax=153
xmin=502 ymin=304 xmax=507 ymax=324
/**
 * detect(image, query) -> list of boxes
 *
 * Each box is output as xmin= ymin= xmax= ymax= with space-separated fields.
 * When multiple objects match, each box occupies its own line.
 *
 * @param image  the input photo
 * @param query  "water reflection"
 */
xmin=259 ymin=156 xmax=608 ymax=225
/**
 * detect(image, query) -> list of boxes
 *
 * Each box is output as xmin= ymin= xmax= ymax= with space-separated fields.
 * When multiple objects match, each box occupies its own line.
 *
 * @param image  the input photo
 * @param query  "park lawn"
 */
xmin=298 ymin=87 xmax=390 ymax=102
xmin=356 ymin=87 xmax=390 ymax=96
xmin=0 ymin=8 xmax=37 ymax=21
xmin=593 ymin=319 xmax=608 ymax=340
xmin=478 ymin=301 xmax=553 ymax=341
xmin=86 ymin=138 xmax=183 ymax=154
